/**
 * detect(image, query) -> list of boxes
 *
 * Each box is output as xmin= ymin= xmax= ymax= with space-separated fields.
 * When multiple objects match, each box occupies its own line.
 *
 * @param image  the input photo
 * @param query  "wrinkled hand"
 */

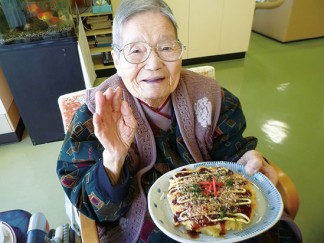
xmin=93 ymin=87 xmax=138 ymax=184
xmin=237 ymin=150 xmax=278 ymax=186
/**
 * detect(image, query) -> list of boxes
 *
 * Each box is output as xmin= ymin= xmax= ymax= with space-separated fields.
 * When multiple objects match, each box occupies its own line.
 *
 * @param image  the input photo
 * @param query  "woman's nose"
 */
xmin=144 ymin=49 xmax=163 ymax=70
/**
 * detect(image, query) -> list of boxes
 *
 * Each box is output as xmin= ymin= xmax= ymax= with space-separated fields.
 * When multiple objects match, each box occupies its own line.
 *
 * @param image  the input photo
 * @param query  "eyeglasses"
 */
xmin=114 ymin=41 xmax=185 ymax=64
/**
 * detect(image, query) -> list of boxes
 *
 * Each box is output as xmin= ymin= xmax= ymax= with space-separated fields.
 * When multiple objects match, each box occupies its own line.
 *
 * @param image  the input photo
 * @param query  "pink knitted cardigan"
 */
xmin=86 ymin=69 xmax=222 ymax=242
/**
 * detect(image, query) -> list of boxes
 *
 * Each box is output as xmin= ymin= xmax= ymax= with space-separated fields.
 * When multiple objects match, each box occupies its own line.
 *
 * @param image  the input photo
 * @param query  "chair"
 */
xmin=58 ymin=66 xmax=299 ymax=242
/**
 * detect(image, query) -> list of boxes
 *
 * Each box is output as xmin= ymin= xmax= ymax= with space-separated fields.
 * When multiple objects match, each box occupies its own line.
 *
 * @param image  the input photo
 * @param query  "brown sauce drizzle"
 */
xmin=169 ymin=166 xmax=254 ymax=238
xmin=187 ymin=230 xmax=200 ymax=239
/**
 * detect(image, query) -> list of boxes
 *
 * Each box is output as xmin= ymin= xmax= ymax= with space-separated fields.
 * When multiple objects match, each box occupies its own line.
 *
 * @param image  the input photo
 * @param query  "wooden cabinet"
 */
xmin=165 ymin=0 xmax=255 ymax=60
xmin=0 ymin=69 xmax=24 ymax=144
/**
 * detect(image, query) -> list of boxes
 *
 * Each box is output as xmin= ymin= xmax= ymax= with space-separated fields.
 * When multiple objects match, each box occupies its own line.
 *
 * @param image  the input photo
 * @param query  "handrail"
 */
xmin=255 ymin=0 xmax=284 ymax=9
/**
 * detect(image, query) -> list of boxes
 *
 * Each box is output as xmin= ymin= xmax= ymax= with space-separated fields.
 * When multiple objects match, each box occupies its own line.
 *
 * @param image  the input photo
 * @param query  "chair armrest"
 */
xmin=79 ymin=213 xmax=99 ymax=243
xmin=269 ymin=161 xmax=299 ymax=219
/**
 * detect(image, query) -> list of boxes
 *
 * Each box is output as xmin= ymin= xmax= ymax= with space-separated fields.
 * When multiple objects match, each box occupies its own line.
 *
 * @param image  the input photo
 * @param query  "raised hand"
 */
xmin=93 ymin=87 xmax=138 ymax=184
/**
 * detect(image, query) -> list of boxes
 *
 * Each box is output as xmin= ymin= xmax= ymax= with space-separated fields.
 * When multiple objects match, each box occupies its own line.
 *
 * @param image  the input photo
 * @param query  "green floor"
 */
xmin=1 ymin=32 xmax=323 ymax=242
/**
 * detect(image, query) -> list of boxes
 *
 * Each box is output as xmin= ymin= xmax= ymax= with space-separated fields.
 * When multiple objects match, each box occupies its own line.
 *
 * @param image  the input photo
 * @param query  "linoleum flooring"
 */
xmin=1 ymin=32 xmax=323 ymax=242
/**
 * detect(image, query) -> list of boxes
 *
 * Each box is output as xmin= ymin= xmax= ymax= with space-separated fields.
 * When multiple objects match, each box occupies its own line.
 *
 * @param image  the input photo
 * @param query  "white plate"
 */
xmin=148 ymin=161 xmax=283 ymax=243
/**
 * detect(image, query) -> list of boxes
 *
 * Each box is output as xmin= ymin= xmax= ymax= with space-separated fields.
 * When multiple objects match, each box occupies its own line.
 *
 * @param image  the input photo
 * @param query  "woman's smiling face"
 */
xmin=111 ymin=11 xmax=182 ymax=109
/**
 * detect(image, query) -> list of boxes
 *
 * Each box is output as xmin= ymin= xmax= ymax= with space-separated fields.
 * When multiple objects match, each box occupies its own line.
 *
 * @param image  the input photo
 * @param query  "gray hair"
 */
xmin=112 ymin=0 xmax=178 ymax=50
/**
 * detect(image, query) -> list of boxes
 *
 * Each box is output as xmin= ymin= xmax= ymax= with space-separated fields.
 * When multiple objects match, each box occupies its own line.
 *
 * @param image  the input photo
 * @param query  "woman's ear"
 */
xmin=111 ymin=50 xmax=119 ymax=70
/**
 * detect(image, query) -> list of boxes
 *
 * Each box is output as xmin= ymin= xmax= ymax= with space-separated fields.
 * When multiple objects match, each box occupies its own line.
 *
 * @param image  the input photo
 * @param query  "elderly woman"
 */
xmin=57 ymin=0 xmax=300 ymax=242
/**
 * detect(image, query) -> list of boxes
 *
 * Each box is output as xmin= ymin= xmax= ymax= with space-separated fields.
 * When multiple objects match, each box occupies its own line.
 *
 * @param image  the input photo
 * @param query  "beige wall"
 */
xmin=166 ymin=0 xmax=256 ymax=58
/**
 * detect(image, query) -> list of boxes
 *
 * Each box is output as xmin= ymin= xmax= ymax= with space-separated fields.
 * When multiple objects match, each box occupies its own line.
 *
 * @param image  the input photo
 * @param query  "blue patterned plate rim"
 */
xmin=148 ymin=161 xmax=284 ymax=243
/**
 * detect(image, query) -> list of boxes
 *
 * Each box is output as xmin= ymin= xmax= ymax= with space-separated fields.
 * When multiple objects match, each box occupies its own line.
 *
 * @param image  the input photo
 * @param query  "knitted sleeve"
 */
xmin=210 ymin=88 xmax=257 ymax=162
xmin=56 ymin=104 xmax=136 ymax=222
